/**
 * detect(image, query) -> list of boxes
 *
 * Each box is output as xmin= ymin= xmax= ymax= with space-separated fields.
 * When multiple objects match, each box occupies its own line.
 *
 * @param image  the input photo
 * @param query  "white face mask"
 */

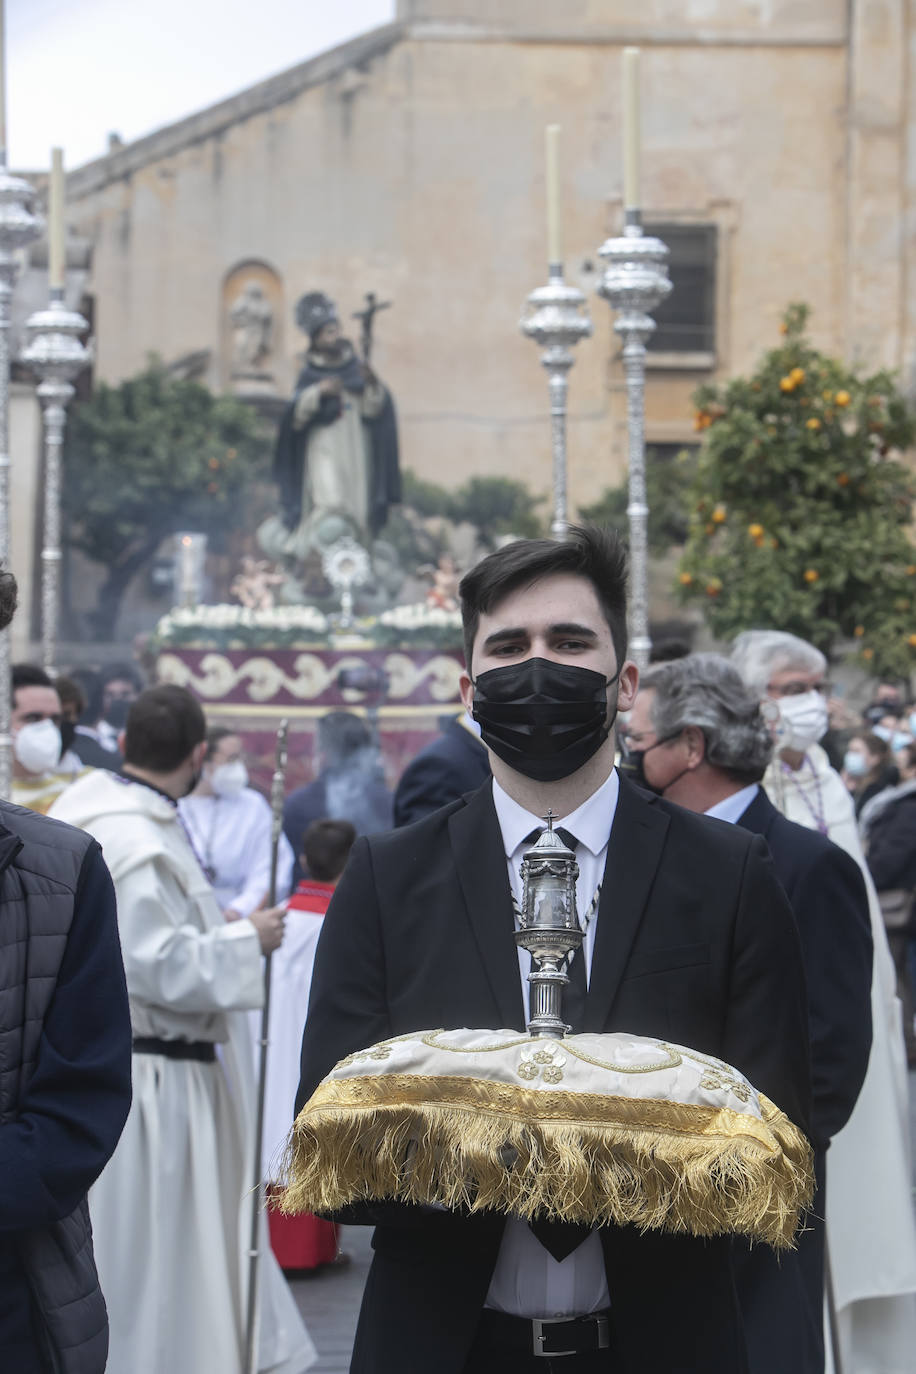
xmin=14 ymin=719 xmax=63 ymax=775
xmin=843 ymin=750 xmax=868 ymax=778
xmin=775 ymin=691 xmax=829 ymax=754
xmin=210 ymin=760 xmax=248 ymax=799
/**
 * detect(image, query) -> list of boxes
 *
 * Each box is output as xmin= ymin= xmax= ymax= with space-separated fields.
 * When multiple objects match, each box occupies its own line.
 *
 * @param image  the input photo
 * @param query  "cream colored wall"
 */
xmin=67 ymin=8 xmax=909 ymax=520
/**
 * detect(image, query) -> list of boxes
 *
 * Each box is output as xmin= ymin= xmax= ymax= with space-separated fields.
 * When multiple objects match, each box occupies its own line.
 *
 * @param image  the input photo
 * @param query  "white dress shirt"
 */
xmin=703 ymin=783 xmax=759 ymax=826
xmin=484 ymin=769 xmax=619 ymax=1319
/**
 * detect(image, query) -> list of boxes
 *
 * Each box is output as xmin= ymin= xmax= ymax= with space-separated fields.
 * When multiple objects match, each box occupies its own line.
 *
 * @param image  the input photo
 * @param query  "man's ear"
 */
xmin=616 ymin=660 xmax=639 ymax=713
xmin=683 ymin=725 xmax=706 ymax=767
xmin=192 ymin=740 xmax=208 ymax=772
xmin=459 ymin=671 xmax=474 ymax=715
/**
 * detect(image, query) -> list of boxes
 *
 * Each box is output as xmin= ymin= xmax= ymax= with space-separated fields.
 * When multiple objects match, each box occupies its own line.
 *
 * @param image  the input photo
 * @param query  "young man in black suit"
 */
xmin=625 ymin=653 xmax=872 ymax=1374
xmin=298 ymin=526 xmax=811 ymax=1374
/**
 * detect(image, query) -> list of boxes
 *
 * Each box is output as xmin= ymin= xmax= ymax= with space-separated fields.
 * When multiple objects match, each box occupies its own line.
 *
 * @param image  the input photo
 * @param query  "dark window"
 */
xmin=643 ymin=223 xmax=717 ymax=353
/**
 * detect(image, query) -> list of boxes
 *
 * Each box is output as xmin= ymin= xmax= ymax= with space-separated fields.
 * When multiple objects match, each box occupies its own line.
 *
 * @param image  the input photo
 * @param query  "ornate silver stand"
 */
xmin=597 ymin=216 xmax=672 ymax=668
xmin=323 ymin=536 xmax=370 ymax=631
xmin=0 ymin=163 xmax=41 ymax=797
xmin=21 ymin=296 xmax=90 ymax=674
xmin=515 ymin=814 xmax=581 ymax=1038
xmin=520 ymin=266 xmax=592 ymax=540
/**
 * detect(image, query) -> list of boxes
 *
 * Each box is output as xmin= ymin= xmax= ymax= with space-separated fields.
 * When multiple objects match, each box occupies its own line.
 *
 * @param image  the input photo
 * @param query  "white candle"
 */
xmin=545 ymin=123 xmax=562 ymax=265
xmin=49 ymin=148 xmax=65 ymax=292
xmin=622 ymin=47 xmax=641 ymax=210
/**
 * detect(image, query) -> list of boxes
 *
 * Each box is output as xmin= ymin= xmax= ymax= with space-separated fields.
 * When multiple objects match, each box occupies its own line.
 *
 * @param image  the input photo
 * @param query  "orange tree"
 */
xmin=676 ymin=304 xmax=916 ymax=678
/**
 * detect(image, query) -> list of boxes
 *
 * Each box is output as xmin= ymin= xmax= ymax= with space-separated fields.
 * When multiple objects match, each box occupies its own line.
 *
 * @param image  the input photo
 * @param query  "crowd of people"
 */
xmin=4 ymin=530 xmax=916 ymax=1374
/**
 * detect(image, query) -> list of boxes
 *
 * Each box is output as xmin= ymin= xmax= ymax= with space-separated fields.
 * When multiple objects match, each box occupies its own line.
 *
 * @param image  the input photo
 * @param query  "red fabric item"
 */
xmin=286 ymin=879 xmax=335 ymax=915
xmin=266 ymin=1185 xmax=339 ymax=1271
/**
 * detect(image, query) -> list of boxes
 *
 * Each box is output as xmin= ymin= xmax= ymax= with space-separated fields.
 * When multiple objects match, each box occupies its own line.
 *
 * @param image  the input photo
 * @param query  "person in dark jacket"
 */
xmin=284 ymin=711 xmax=392 ymax=884
xmin=0 ymin=567 xmax=132 ymax=1374
xmin=625 ymin=653 xmax=873 ymax=1374
xmin=393 ymin=712 xmax=490 ymax=827
xmin=860 ymin=740 xmax=916 ymax=1065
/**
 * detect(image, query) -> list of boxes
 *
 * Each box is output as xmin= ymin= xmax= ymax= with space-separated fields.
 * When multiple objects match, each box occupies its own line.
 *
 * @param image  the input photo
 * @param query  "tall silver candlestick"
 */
xmin=520 ymin=266 xmax=592 ymax=540
xmin=597 ymin=215 xmax=672 ymax=668
xmin=515 ymin=814 xmax=581 ymax=1039
xmin=0 ymin=159 xmax=42 ymax=797
xmin=21 ymin=297 xmax=90 ymax=674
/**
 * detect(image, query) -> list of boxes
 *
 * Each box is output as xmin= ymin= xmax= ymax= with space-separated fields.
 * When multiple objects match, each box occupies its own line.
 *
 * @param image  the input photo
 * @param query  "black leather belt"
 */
xmin=478 ymin=1308 xmax=611 ymax=1358
xmin=132 ymin=1036 xmax=216 ymax=1062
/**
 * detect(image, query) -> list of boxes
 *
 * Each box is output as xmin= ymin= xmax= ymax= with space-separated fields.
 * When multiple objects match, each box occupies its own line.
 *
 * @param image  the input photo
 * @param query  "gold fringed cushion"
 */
xmin=283 ymin=1028 xmax=813 ymax=1250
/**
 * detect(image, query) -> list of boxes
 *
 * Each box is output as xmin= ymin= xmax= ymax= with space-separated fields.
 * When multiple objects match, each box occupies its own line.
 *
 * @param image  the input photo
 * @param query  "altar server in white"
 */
xmin=51 ymin=684 xmax=316 ymax=1374
xmin=179 ymin=725 xmax=294 ymax=921
xmin=733 ymin=630 xmax=916 ymax=1374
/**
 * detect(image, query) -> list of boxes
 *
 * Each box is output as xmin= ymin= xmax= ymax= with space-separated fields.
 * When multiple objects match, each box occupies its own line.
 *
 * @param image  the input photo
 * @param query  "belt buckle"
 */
xmin=532 ymin=1317 xmax=577 ymax=1359
xmin=531 ymin=1312 xmax=610 ymax=1359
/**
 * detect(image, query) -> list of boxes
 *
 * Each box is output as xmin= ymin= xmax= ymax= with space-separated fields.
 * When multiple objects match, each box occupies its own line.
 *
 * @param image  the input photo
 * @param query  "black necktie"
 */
xmin=520 ymin=826 xmax=592 ymax=1262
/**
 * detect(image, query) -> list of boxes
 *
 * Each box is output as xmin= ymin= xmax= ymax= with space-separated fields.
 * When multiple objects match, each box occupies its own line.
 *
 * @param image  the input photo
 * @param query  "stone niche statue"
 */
xmin=230 ymin=281 xmax=273 ymax=372
xmin=259 ymin=291 xmax=401 ymax=571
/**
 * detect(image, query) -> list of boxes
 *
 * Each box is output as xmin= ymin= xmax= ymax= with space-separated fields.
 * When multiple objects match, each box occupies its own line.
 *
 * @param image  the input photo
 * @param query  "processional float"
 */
xmin=283 ymin=822 xmax=812 ymax=1255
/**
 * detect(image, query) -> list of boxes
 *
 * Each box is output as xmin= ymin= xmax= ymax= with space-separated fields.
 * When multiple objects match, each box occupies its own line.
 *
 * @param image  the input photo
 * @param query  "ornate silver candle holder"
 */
xmin=0 ymin=164 xmax=42 ymax=798
xmin=21 ymin=296 xmax=91 ymax=674
xmin=515 ymin=814 xmax=580 ymax=1038
xmin=520 ymin=266 xmax=592 ymax=540
xmin=596 ymin=216 xmax=672 ymax=668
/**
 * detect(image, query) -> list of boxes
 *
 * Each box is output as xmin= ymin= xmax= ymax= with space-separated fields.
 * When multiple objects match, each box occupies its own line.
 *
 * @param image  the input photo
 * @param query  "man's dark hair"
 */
xmin=55 ymin=675 xmax=88 ymax=719
xmin=12 ymin=663 xmax=54 ymax=706
xmin=0 ymin=567 xmax=18 ymax=633
xmin=100 ymin=662 xmax=145 ymax=693
xmin=123 ymin=685 xmax=206 ymax=772
xmin=204 ymin=726 xmax=236 ymax=760
xmin=302 ymin=818 xmax=357 ymax=882
xmin=458 ymin=525 xmax=628 ymax=671
xmin=317 ymin=711 xmax=373 ymax=768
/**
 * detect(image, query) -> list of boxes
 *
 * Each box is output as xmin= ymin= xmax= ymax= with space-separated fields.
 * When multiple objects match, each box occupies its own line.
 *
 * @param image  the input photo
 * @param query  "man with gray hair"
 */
xmin=731 ymin=630 xmax=916 ymax=1373
xmin=623 ymin=653 xmax=872 ymax=1374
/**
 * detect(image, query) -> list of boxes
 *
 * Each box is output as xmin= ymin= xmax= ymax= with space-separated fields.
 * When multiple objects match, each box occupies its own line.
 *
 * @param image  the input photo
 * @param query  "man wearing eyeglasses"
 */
xmin=731 ymin=629 xmax=916 ymax=1374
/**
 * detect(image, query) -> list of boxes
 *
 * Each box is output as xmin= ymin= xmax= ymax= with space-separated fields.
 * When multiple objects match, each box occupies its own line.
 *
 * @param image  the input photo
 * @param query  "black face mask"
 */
xmin=104 ymin=698 xmax=132 ymax=731
xmin=618 ymin=732 xmax=689 ymax=796
xmin=471 ymin=657 xmax=619 ymax=783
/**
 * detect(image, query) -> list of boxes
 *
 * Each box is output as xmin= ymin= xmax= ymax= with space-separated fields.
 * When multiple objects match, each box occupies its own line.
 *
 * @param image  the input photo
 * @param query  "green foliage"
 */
xmin=399 ymin=470 xmax=545 ymax=544
xmin=64 ymin=361 xmax=269 ymax=635
xmin=677 ymin=303 xmax=916 ymax=678
xmin=579 ymin=447 xmax=698 ymax=555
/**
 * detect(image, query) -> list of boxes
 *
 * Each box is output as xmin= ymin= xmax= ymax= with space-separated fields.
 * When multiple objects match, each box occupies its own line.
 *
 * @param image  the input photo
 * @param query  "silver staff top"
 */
xmin=515 ymin=813 xmax=581 ymax=1039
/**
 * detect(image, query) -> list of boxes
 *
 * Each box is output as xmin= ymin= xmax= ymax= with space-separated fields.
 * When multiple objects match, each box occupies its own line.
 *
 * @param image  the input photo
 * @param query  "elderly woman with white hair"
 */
xmin=732 ymin=629 xmax=916 ymax=1374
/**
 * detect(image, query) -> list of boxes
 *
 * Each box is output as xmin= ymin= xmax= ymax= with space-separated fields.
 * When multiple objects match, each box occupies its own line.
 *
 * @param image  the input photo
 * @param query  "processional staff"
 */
xmin=244 ymin=718 xmax=289 ymax=1374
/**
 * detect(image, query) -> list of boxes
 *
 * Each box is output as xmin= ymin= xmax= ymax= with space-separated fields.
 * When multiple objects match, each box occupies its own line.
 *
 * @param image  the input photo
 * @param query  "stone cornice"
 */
xmin=66 ymin=22 xmax=406 ymax=199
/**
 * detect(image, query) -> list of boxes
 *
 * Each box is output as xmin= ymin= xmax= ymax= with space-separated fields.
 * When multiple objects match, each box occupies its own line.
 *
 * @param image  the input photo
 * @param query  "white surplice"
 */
xmin=765 ymin=746 xmax=916 ymax=1373
xmin=50 ymin=770 xmax=316 ymax=1374
xmin=179 ymin=786 xmax=294 ymax=919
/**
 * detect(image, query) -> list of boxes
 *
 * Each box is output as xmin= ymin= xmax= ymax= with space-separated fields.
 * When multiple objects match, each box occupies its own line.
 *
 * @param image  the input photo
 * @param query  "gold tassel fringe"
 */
xmin=281 ymin=1074 xmax=813 ymax=1250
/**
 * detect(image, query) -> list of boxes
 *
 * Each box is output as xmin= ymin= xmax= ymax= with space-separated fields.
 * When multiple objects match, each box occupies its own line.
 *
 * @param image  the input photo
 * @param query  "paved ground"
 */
xmin=292 ymin=1074 xmax=916 ymax=1371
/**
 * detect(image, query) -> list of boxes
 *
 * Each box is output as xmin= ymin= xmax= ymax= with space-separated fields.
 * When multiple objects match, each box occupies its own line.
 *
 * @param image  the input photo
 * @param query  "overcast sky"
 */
xmin=8 ymin=0 xmax=396 ymax=170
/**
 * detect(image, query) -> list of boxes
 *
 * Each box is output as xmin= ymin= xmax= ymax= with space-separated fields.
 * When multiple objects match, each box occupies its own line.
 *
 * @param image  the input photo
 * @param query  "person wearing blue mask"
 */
xmin=843 ymin=730 xmax=898 ymax=817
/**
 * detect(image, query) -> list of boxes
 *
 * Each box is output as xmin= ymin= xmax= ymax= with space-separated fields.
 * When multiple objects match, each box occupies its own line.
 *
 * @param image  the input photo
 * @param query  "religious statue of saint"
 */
xmin=229 ymin=281 xmax=273 ymax=371
xmin=259 ymin=291 xmax=401 ymax=565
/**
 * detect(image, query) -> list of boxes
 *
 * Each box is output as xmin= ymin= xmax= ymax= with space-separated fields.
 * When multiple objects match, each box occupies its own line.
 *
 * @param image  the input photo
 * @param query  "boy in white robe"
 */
xmin=51 ymin=684 xmax=316 ymax=1374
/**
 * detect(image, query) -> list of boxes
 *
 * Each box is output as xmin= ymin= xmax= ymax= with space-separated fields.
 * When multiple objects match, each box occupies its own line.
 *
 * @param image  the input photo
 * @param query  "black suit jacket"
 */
xmin=732 ymin=787 xmax=872 ymax=1374
xmin=298 ymin=775 xmax=811 ymax=1374
xmin=393 ymin=718 xmax=491 ymax=828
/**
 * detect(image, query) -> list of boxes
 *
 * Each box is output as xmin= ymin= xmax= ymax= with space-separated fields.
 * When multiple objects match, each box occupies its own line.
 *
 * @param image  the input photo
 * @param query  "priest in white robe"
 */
xmin=733 ymin=630 xmax=916 ymax=1374
xmin=51 ymin=684 xmax=316 ymax=1374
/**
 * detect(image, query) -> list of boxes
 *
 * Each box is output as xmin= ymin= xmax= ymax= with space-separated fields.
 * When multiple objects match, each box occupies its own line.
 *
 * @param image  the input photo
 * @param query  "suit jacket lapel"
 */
xmin=449 ymin=783 xmax=526 ymax=1030
xmin=586 ymin=777 xmax=671 ymax=1032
